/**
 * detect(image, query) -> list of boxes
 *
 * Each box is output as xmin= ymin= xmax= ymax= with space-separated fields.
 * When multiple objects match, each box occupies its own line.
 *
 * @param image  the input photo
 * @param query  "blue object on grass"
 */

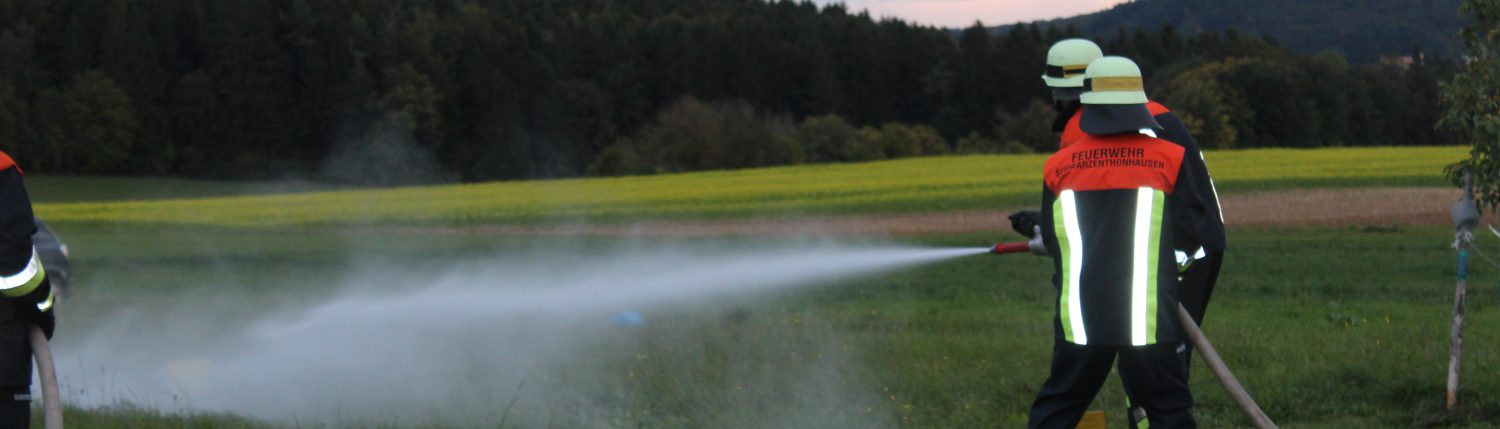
xmin=611 ymin=311 xmax=645 ymax=326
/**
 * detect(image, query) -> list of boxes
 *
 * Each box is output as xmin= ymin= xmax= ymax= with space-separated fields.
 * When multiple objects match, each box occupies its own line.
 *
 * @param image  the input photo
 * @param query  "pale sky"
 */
xmin=812 ymin=0 xmax=1130 ymax=28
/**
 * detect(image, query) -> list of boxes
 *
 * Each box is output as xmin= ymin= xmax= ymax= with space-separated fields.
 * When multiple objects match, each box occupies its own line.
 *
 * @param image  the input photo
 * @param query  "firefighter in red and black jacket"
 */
xmin=1022 ymin=38 xmax=1226 ymax=327
xmin=1026 ymin=57 xmax=1208 ymax=429
xmin=1016 ymin=39 xmax=1228 ymax=427
xmin=0 ymin=151 xmax=56 ymax=427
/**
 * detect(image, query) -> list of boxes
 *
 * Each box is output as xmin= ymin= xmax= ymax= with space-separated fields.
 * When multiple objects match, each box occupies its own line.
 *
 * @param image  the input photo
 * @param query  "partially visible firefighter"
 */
xmin=0 ymin=150 xmax=55 ymax=428
xmin=1013 ymin=38 xmax=1227 ymax=428
xmin=1026 ymin=56 xmax=1210 ymax=429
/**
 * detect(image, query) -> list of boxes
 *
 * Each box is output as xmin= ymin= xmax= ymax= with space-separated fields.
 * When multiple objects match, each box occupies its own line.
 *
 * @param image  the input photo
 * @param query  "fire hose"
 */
xmin=29 ymin=325 xmax=60 ymax=429
xmin=990 ymin=241 xmax=1277 ymax=429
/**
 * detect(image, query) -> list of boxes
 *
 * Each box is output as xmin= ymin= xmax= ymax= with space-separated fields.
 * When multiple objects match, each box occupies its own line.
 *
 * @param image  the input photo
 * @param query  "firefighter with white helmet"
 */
xmin=1025 ymin=56 xmax=1207 ymax=429
xmin=1009 ymin=39 xmax=1227 ymax=428
xmin=1040 ymin=38 xmax=1103 ymax=108
xmin=1008 ymin=38 xmax=1105 ymax=240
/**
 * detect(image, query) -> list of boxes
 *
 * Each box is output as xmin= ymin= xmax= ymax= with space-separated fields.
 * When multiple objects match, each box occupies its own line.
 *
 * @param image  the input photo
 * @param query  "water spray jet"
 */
xmin=63 ymin=241 xmax=996 ymax=425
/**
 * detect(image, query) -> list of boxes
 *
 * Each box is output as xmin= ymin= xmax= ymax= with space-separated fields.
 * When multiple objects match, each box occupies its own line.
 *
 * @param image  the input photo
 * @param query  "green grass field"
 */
xmin=51 ymin=225 xmax=1500 ymax=428
xmin=35 ymin=146 xmax=1500 ymax=428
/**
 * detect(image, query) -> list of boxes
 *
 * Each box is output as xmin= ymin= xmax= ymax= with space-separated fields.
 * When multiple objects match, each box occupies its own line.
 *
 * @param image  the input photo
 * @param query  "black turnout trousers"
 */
xmin=1117 ymin=251 xmax=1221 ymax=429
xmin=0 ymin=323 xmax=30 ymax=429
xmin=1028 ymin=340 xmax=1196 ymax=429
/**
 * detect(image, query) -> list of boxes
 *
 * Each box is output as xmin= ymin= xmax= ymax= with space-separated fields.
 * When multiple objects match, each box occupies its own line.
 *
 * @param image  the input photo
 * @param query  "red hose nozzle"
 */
xmin=990 ymin=242 xmax=1031 ymax=255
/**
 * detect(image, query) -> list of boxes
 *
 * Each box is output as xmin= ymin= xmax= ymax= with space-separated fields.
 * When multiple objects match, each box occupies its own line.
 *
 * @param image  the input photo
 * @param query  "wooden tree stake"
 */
xmin=1448 ymin=171 xmax=1477 ymax=410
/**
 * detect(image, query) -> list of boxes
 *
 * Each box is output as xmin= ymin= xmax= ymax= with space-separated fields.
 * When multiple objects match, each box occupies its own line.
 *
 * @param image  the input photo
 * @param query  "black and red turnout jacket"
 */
xmin=1061 ymin=101 xmax=1225 ymax=252
xmin=0 ymin=152 xmax=53 ymax=324
xmin=1039 ymin=130 xmax=1209 ymax=346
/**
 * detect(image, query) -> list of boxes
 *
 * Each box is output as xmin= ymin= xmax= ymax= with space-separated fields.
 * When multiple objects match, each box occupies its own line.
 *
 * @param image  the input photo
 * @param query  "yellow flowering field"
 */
xmin=34 ymin=146 xmax=1465 ymax=227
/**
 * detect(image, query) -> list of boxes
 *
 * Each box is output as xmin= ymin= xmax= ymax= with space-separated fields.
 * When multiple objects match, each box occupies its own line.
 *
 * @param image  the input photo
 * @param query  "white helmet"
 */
xmin=1041 ymin=39 xmax=1103 ymax=88
xmin=1079 ymin=56 xmax=1161 ymax=135
xmin=1081 ymin=56 xmax=1149 ymax=105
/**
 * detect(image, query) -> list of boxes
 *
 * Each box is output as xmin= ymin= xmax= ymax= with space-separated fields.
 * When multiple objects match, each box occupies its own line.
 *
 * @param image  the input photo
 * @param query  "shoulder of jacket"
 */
xmin=1147 ymin=101 xmax=1171 ymax=116
xmin=0 ymin=151 xmax=15 ymax=173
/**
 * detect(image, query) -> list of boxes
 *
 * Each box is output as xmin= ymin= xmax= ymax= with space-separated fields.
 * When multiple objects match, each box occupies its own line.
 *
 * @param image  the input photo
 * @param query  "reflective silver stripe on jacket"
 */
xmin=1057 ymin=190 xmax=1088 ymax=344
xmin=0 ymin=248 xmax=45 ymax=297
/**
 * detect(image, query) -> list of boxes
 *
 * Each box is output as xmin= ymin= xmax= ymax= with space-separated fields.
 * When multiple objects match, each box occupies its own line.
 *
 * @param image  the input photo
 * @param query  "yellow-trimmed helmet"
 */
xmin=1079 ymin=56 xmax=1161 ymax=134
xmin=1041 ymin=39 xmax=1103 ymax=88
xmin=1081 ymin=56 xmax=1149 ymax=105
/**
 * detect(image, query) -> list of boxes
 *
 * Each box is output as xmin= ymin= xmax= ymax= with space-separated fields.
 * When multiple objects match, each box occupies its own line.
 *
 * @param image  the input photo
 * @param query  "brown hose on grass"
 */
xmin=1176 ymin=304 xmax=1276 ymax=429
xmin=29 ymin=325 xmax=60 ymax=429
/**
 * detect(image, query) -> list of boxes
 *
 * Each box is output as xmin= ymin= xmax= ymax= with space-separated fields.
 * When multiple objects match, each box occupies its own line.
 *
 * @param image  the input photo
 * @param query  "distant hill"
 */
xmin=994 ymin=0 xmax=1463 ymax=63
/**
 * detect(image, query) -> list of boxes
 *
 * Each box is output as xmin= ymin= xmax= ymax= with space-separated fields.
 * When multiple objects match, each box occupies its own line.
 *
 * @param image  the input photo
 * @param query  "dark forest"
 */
xmin=0 ymin=0 xmax=1454 ymax=184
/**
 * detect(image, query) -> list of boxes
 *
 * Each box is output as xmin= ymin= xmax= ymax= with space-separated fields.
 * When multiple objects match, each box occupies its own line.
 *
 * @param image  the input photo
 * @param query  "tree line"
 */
xmin=0 ymin=0 xmax=1455 ymax=184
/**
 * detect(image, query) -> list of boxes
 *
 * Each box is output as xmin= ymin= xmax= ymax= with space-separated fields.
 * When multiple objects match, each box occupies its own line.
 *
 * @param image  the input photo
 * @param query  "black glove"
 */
xmin=1008 ymin=210 xmax=1042 ymax=238
xmin=12 ymin=300 xmax=52 ymax=340
xmin=15 ymin=280 xmax=55 ymax=340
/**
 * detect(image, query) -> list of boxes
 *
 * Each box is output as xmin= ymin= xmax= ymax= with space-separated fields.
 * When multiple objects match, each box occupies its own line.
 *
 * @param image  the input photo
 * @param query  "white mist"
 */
xmin=59 ymin=240 xmax=988 ymax=426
